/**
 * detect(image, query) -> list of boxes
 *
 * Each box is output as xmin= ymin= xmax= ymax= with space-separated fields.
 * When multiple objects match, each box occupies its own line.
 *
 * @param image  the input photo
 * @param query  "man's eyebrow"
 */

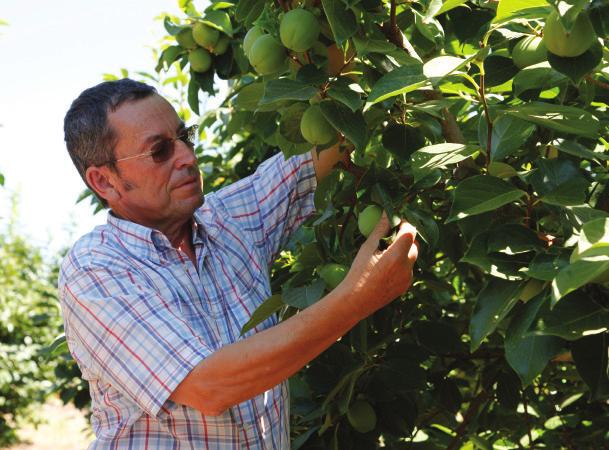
xmin=137 ymin=121 xmax=186 ymax=153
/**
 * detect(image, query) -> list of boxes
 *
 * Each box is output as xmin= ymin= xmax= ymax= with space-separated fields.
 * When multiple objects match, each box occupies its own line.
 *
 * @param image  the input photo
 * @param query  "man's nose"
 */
xmin=173 ymin=138 xmax=197 ymax=168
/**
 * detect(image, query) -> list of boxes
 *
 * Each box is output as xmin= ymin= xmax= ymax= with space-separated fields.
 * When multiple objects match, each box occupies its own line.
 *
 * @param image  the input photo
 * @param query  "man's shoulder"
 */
xmin=60 ymin=224 xmax=128 ymax=277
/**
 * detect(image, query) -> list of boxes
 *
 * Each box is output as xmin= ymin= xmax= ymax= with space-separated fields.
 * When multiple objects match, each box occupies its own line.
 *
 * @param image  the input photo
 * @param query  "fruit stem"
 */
xmin=585 ymin=75 xmax=609 ymax=92
xmin=476 ymin=63 xmax=493 ymax=167
xmin=275 ymin=0 xmax=289 ymax=12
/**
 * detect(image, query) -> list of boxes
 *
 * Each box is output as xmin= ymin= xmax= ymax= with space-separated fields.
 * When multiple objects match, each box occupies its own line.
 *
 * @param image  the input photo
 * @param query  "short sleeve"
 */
xmin=59 ymin=262 xmax=213 ymax=417
xmin=213 ymin=152 xmax=317 ymax=266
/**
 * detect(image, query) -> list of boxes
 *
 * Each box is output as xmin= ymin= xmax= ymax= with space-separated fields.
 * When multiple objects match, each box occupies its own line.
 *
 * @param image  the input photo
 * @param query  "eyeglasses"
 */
xmin=111 ymin=124 xmax=198 ymax=164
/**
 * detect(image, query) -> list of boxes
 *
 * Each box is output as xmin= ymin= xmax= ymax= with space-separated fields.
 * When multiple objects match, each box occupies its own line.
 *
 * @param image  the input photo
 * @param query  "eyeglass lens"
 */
xmin=151 ymin=126 xmax=196 ymax=163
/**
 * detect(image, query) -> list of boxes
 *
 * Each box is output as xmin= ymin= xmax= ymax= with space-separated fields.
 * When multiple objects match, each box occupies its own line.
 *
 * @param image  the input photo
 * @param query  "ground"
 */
xmin=5 ymin=396 xmax=91 ymax=450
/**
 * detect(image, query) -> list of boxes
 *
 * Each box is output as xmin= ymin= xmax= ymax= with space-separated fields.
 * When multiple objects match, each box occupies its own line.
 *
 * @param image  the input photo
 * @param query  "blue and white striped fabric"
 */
xmin=59 ymin=152 xmax=317 ymax=449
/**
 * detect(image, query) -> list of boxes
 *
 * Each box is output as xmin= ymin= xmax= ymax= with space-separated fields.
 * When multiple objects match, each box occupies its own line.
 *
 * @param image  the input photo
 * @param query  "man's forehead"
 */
xmin=109 ymin=94 xmax=180 ymax=138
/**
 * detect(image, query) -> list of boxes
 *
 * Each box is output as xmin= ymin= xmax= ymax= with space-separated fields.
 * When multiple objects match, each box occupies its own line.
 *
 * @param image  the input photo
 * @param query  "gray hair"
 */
xmin=63 ymin=78 xmax=157 ymax=205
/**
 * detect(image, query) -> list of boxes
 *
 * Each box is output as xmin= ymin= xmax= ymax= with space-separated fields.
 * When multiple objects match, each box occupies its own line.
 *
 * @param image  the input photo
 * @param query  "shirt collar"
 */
xmin=106 ymin=210 xmax=204 ymax=254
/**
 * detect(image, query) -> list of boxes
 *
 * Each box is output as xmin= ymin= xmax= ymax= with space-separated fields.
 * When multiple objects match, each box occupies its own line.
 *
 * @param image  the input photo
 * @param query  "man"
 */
xmin=60 ymin=78 xmax=418 ymax=449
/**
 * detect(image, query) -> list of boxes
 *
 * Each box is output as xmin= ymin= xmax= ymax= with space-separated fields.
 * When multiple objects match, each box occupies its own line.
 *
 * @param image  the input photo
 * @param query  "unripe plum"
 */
xmin=193 ymin=22 xmax=220 ymax=50
xmin=300 ymin=105 xmax=335 ymax=145
xmin=358 ymin=205 xmax=383 ymax=237
xmin=280 ymin=8 xmax=320 ymax=52
xmin=543 ymin=10 xmax=596 ymax=57
xmin=248 ymin=35 xmax=287 ymax=75
xmin=189 ymin=48 xmax=212 ymax=72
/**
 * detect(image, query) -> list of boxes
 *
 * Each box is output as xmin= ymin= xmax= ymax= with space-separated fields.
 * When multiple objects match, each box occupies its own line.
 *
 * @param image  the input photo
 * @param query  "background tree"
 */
xmin=54 ymin=0 xmax=609 ymax=447
xmin=0 ymin=202 xmax=68 ymax=447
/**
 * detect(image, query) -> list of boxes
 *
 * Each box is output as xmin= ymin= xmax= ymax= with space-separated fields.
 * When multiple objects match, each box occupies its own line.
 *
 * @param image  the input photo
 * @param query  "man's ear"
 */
xmin=85 ymin=166 xmax=120 ymax=204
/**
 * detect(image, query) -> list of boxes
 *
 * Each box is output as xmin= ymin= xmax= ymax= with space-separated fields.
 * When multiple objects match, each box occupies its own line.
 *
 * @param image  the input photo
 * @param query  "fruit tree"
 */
xmin=78 ymin=0 xmax=609 ymax=447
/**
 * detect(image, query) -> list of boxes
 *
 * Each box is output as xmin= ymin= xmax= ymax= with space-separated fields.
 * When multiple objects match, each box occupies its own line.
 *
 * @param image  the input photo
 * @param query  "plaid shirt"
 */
xmin=59 ymin=152 xmax=317 ymax=449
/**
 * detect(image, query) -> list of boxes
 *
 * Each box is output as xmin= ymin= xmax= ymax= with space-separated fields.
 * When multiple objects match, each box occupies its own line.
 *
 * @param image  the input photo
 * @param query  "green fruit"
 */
xmin=279 ymin=8 xmax=321 ymax=52
xmin=319 ymin=263 xmax=348 ymax=289
xmin=189 ymin=48 xmax=212 ymax=73
xmin=358 ymin=205 xmax=383 ymax=237
xmin=520 ymin=279 xmax=546 ymax=302
xmin=176 ymin=27 xmax=197 ymax=50
xmin=543 ymin=10 xmax=597 ymax=57
xmin=213 ymin=35 xmax=230 ymax=55
xmin=300 ymin=105 xmax=335 ymax=145
xmin=512 ymin=35 xmax=548 ymax=68
xmin=243 ymin=26 xmax=266 ymax=58
xmin=347 ymin=400 xmax=377 ymax=433
xmin=248 ymin=35 xmax=287 ymax=75
xmin=193 ymin=22 xmax=220 ymax=50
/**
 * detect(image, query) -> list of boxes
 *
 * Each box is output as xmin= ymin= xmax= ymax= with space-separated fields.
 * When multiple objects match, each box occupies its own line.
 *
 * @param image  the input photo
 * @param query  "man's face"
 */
xmin=103 ymin=94 xmax=204 ymax=230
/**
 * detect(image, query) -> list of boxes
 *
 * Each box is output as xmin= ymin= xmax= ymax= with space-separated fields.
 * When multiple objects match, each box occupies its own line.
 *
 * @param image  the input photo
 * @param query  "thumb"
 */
xmin=362 ymin=212 xmax=390 ymax=252
xmin=385 ymin=221 xmax=417 ymax=257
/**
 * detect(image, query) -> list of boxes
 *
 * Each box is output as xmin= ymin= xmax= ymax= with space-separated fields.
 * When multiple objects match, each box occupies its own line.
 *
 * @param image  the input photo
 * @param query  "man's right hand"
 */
xmin=338 ymin=213 xmax=419 ymax=317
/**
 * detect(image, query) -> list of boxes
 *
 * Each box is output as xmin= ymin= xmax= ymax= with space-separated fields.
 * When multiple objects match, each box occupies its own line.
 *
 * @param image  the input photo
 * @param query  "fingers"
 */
xmin=386 ymin=221 xmax=418 ymax=262
xmin=362 ymin=212 xmax=390 ymax=252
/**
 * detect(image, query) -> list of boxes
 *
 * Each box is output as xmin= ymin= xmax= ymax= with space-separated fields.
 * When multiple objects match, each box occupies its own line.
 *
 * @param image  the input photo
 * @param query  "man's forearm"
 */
xmin=170 ymin=217 xmax=417 ymax=416
xmin=170 ymin=282 xmax=362 ymax=415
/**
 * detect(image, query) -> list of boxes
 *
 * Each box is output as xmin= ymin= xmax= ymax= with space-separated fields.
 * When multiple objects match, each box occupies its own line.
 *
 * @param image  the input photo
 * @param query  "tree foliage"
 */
xmin=60 ymin=0 xmax=609 ymax=447
xmin=0 ymin=218 xmax=66 ymax=446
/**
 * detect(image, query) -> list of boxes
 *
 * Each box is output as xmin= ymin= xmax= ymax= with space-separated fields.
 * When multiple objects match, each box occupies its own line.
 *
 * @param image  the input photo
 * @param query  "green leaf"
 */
xmin=240 ymin=294 xmax=284 ymax=335
xmin=276 ymin=129 xmax=312 ymax=158
xmin=279 ymin=102 xmax=309 ymax=144
xmin=352 ymin=36 xmax=400 ymax=56
xmin=566 ymin=205 xmax=609 ymax=227
xmin=487 ymin=224 xmax=543 ymax=254
xmin=321 ymin=0 xmax=357 ymax=46
xmin=193 ymin=70 xmax=215 ymax=96
xmin=447 ymin=175 xmax=526 ymax=223
xmin=414 ymin=10 xmax=444 ymax=44
xmin=260 ymin=79 xmax=317 ymax=105
xmin=366 ymin=64 xmax=429 ymax=106
xmin=411 ymin=143 xmax=478 ymax=182
xmin=490 ymin=115 xmax=536 ymax=160
xmin=484 ymin=55 xmax=520 ymax=88
xmin=540 ymin=177 xmax=589 ymax=206
xmin=512 ymin=66 xmax=567 ymax=97
xmin=235 ymin=82 xmax=265 ymax=111
xmin=553 ymin=139 xmax=609 ymax=161
xmin=572 ymin=333 xmax=609 ymax=400
xmin=327 ymin=81 xmax=363 ymax=113
xmin=201 ymin=10 xmax=233 ymax=36
xmin=413 ymin=320 xmax=463 ymax=354
xmin=493 ymin=0 xmax=551 ymax=23
xmin=187 ymin=77 xmax=200 ymax=115
xmin=531 ymin=290 xmax=609 ymax=341
xmin=156 ymin=45 xmax=184 ymax=72
xmin=504 ymin=102 xmax=600 ymax=137
xmin=547 ymin=40 xmax=603 ymax=83
xmin=552 ymin=259 xmax=609 ymax=304
xmin=423 ymin=56 xmax=467 ymax=83
xmin=403 ymin=207 xmax=440 ymax=248
xmin=235 ymin=0 xmax=265 ymax=24
xmin=434 ymin=0 xmax=468 ymax=16
xmin=574 ymin=218 xmax=609 ymax=259
xmin=525 ymin=252 xmax=570 ymax=281
xmin=505 ymin=294 xmax=564 ymax=386
xmin=163 ymin=16 xmax=183 ymax=36
xmin=530 ymin=158 xmax=590 ymax=206
xmin=319 ymin=100 xmax=368 ymax=151
xmin=487 ymin=162 xmax=518 ymax=178
xmin=45 ymin=333 xmax=69 ymax=359
xmin=469 ymin=278 xmax=524 ymax=352
xmin=282 ymin=279 xmax=326 ymax=309
xmin=462 ymin=232 xmax=531 ymax=279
